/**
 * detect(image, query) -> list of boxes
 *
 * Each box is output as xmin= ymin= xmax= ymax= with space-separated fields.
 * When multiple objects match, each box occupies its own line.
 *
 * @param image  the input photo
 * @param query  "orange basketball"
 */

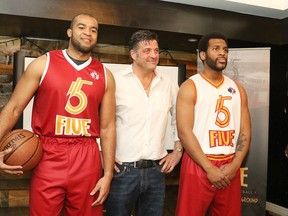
xmin=0 ymin=129 xmax=43 ymax=171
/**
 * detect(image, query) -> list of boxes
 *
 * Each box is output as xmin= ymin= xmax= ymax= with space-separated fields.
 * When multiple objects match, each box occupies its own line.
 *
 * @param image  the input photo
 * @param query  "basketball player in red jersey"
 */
xmin=175 ymin=32 xmax=251 ymax=216
xmin=0 ymin=14 xmax=116 ymax=216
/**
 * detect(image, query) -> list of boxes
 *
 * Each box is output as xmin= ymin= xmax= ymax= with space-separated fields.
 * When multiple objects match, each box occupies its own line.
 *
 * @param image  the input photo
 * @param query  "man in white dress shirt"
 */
xmin=105 ymin=30 xmax=183 ymax=216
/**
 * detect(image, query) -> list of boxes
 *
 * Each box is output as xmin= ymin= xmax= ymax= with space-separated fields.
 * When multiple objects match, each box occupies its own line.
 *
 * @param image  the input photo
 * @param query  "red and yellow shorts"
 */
xmin=176 ymin=152 xmax=241 ymax=216
xmin=30 ymin=136 xmax=103 ymax=216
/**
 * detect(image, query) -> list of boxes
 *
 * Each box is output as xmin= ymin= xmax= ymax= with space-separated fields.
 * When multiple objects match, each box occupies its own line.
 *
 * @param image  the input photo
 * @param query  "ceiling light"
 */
xmin=188 ymin=38 xmax=197 ymax=42
xmin=225 ymin=0 xmax=288 ymax=10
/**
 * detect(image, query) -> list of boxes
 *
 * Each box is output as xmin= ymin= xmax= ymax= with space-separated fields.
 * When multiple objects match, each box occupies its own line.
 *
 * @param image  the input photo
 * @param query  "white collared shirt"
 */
xmin=114 ymin=65 xmax=179 ymax=162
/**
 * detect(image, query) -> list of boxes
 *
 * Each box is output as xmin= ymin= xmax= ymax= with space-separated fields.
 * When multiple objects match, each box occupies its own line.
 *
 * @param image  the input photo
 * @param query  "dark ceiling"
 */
xmin=0 ymin=14 xmax=270 ymax=54
xmin=0 ymin=14 xmax=201 ymax=52
xmin=0 ymin=0 xmax=287 ymax=53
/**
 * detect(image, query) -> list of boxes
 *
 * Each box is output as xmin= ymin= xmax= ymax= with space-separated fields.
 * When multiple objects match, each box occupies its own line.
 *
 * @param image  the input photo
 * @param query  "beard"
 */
xmin=206 ymin=55 xmax=227 ymax=72
xmin=70 ymin=36 xmax=96 ymax=54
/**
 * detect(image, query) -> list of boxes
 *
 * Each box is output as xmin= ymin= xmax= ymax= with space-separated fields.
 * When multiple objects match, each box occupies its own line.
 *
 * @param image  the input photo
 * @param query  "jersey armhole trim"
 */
xmin=188 ymin=78 xmax=197 ymax=105
xmin=103 ymin=66 xmax=108 ymax=91
xmin=234 ymin=81 xmax=243 ymax=102
xmin=39 ymin=53 xmax=50 ymax=85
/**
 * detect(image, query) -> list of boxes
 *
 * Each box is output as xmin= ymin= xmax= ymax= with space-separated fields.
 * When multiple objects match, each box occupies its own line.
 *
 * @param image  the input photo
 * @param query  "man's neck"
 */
xmin=66 ymin=47 xmax=91 ymax=61
xmin=201 ymin=70 xmax=223 ymax=85
xmin=132 ymin=64 xmax=155 ymax=80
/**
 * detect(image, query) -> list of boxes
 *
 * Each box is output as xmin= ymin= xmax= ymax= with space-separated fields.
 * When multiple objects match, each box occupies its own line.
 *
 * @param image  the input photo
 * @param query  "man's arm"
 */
xmin=159 ymin=141 xmax=183 ymax=173
xmin=91 ymin=68 xmax=116 ymax=206
xmin=176 ymin=79 xmax=230 ymax=189
xmin=159 ymin=82 xmax=183 ymax=173
xmin=0 ymin=55 xmax=46 ymax=174
xmin=0 ymin=55 xmax=45 ymax=139
xmin=221 ymin=84 xmax=251 ymax=179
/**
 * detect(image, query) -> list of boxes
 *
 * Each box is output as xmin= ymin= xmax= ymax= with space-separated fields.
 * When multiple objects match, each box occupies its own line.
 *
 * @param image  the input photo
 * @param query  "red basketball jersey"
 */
xmin=32 ymin=50 xmax=106 ymax=138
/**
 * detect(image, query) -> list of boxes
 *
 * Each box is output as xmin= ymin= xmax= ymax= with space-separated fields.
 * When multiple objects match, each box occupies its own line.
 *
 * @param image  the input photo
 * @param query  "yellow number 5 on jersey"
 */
xmin=65 ymin=77 xmax=93 ymax=115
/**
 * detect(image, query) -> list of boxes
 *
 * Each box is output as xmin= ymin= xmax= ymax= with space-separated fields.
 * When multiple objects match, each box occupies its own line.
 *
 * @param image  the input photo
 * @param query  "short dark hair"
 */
xmin=128 ymin=30 xmax=159 ymax=51
xmin=70 ymin=13 xmax=96 ymax=29
xmin=198 ymin=32 xmax=228 ymax=53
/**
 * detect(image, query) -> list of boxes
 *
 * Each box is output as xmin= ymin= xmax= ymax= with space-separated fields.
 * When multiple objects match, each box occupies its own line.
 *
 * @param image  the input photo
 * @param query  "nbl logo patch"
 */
xmin=227 ymin=87 xmax=236 ymax=95
xmin=90 ymin=71 xmax=100 ymax=80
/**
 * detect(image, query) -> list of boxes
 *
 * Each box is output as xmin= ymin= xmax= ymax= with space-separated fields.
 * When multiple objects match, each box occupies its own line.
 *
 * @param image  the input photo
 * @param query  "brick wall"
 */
xmin=0 ymin=172 xmax=30 ymax=208
xmin=0 ymin=72 xmax=12 ymax=111
xmin=0 ymin=37 xmax=29 ymax=209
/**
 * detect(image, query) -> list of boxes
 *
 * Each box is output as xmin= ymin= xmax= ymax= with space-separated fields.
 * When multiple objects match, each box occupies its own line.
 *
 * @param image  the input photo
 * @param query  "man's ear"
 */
xmin=199 ymin=51 xmax=206 ymax=61
xmin=130 ymin=49 xmax=136 ymax=61
xmin=67 ymin=28 xmax=72 ymax=38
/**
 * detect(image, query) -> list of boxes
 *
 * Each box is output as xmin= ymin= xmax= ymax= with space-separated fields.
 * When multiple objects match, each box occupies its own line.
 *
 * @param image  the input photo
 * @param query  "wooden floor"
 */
xmin=0 ymin=186 xmax=177 ymax=216
xmin=164 ymin=185 xmax=178 ymax=216
xmin=0 ymin=186 xmax=178 ymax=216
xmin=0 ymin=186 xmax=282 ymax=216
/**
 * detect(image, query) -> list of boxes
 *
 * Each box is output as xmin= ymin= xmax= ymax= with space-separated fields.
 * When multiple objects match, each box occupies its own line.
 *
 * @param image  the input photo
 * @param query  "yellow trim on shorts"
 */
xmin=206 ymin=153 xmax=235 ymax=161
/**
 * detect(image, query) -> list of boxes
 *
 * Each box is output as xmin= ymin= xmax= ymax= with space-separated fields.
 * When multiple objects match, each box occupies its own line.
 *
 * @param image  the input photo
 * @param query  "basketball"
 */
xmin=0 ymin=129 xmax=43 ymax=171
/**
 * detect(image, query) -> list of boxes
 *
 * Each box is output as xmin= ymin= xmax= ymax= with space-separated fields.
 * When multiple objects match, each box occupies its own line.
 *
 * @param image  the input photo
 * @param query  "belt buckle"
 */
xmin=133 ymin=160 xmax=146 ymax=168
xmin=133 ymin=161 xmax=139 ymax=168
xmin=132 ymin=160 xmax=156 ymax=168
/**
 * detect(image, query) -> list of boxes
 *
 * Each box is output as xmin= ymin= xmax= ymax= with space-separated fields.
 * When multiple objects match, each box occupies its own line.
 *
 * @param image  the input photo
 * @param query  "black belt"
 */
xmin=122 ymin=159 xmax=161 ymax=169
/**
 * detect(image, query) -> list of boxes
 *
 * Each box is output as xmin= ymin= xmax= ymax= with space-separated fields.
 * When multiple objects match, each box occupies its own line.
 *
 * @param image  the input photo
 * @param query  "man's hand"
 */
xmin=113 ymin=158 xmax=122 ymax=173
xmin=0 ymin=148 xmax=23 ymax=175
xmin=159 ymin=150 xmax=182 ymax=173
xmin=90 ymin=175 xmax=112 ymax=207
xmin=220 ymin=163 xmax=238 ymax=181
xmin=206 ymin=165 xmax=230 ymax=189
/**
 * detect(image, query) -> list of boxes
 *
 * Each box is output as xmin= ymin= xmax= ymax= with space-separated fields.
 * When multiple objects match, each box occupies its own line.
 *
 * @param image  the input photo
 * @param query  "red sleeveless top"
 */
xmin=32 ymin=50 xmax=106 ymax=138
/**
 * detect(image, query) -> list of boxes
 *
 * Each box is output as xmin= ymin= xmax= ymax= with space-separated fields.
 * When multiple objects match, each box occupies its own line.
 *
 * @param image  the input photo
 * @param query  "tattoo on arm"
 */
xmin=234 ymin=133 xmax=247 ymax=157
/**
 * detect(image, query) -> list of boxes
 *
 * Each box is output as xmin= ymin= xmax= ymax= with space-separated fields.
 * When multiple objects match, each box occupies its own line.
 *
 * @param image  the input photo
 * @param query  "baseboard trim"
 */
xmin=266 ymin=202 xmax=288 ymax=216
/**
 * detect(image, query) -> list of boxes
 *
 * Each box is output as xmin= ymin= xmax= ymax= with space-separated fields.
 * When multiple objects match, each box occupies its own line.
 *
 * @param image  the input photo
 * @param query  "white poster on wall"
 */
xmin=197 ymin=47 xmax=270 ymax=215
xmin=23 ymin=58 xmax=178 ymax=150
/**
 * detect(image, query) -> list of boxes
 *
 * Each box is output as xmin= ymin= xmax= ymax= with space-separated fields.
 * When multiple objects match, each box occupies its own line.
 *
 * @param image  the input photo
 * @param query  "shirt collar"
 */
xmin=122 ymin=64 xmax=162 ymax=80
